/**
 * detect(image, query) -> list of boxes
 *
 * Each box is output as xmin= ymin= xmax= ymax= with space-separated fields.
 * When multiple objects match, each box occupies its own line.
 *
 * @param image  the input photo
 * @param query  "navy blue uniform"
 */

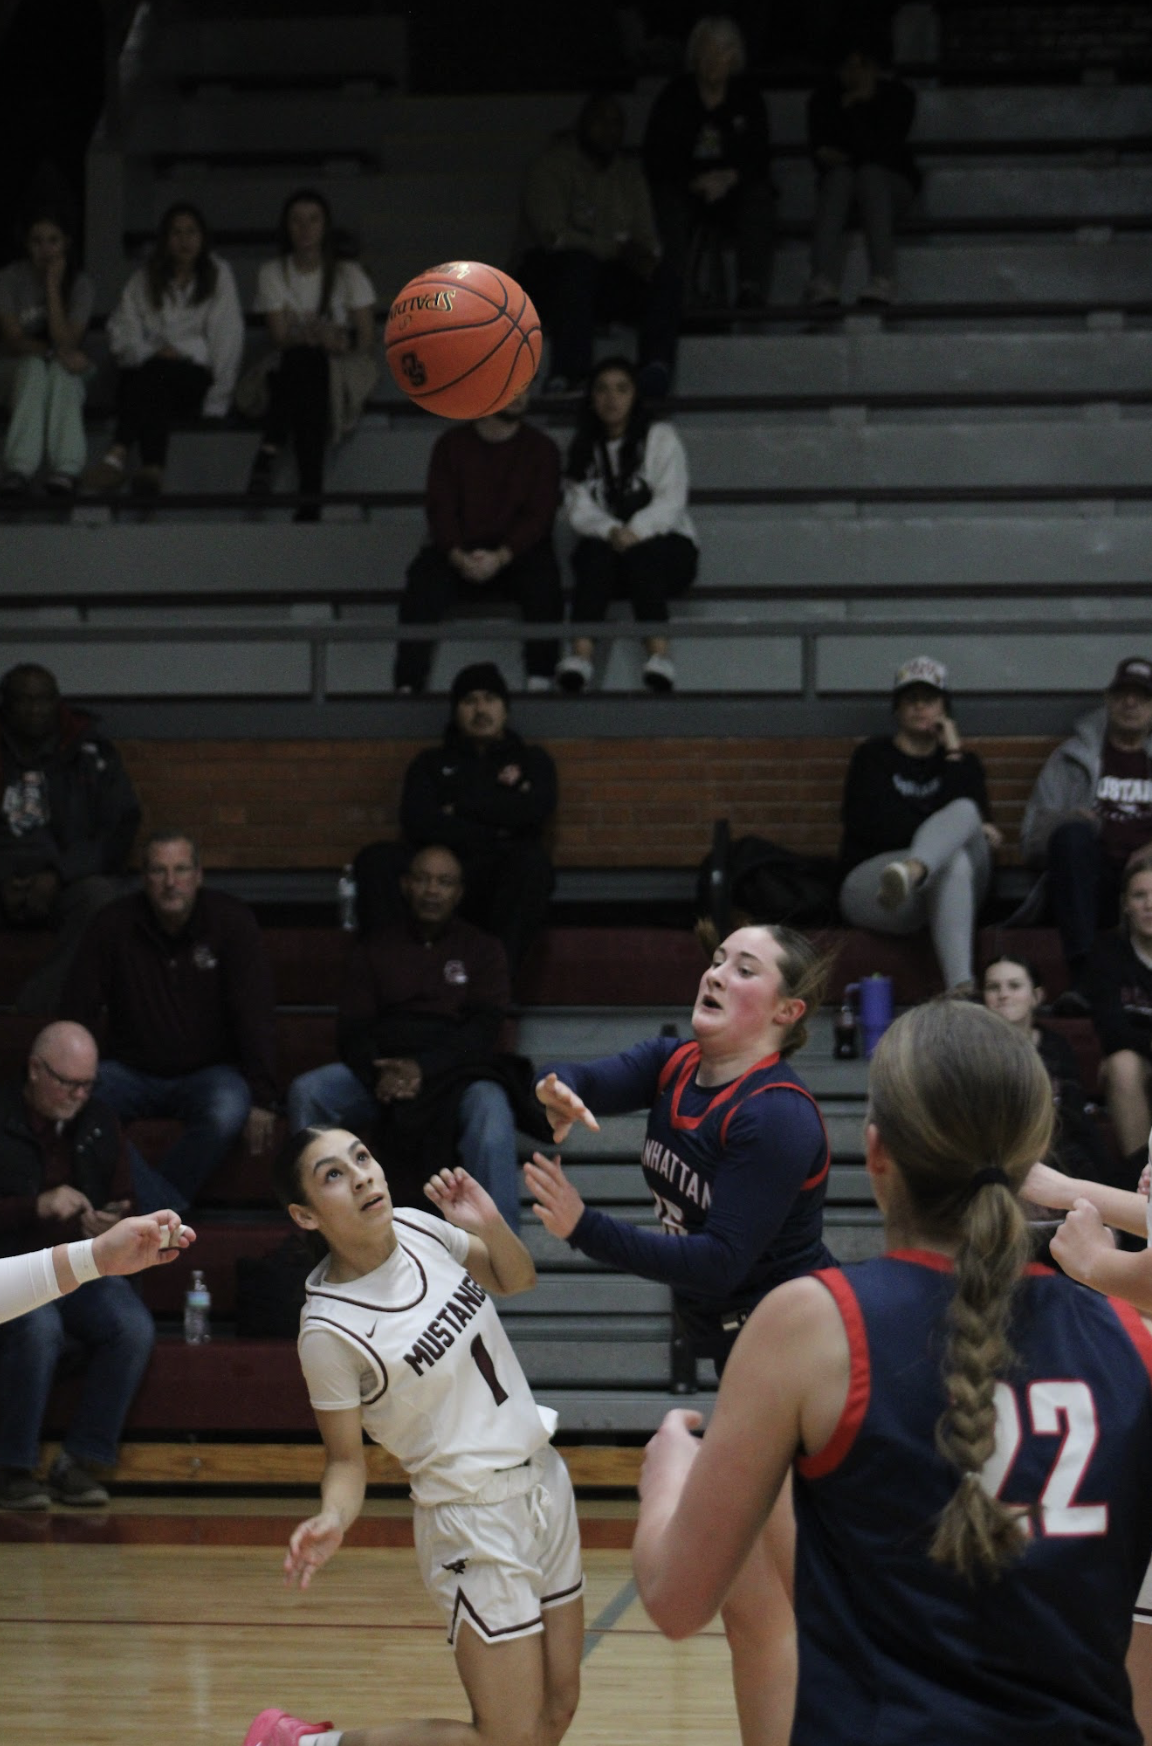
xmin=793 ymin=1252 xmax=1152 ymax=1745
xmin=548 ymin=1037 xmax=833 ymax=1355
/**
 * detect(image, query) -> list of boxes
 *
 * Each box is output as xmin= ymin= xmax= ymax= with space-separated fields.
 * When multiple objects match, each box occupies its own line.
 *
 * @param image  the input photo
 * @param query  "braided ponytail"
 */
xmin=868 ymin=1001 xmax=1054 ymax=1581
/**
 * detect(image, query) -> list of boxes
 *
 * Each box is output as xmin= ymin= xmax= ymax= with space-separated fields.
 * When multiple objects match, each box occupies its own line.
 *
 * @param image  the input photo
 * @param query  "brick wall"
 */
xmin=118 ymin=736 xmax=1060 ymax=869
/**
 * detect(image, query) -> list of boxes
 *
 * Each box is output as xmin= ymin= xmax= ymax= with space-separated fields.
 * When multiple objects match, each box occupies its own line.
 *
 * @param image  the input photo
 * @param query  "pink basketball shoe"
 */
xmin=242 ymin=1708 xmax=333 ymax=1746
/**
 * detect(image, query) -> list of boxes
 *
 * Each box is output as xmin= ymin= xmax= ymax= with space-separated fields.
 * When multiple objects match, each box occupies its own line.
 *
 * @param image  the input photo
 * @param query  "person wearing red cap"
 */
xmin=1021 ymin=657 xmax=1152 ymax=1012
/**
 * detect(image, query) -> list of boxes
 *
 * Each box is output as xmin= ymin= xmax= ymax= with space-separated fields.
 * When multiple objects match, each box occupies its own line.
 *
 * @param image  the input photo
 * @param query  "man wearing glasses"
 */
xmin=60 ymin=829 xmax=277 ymax=1215
xmin=286 ymin=843 xmax=541 ymax=1229
xmin=0 ymin=1019 xmax=154 ymax=1509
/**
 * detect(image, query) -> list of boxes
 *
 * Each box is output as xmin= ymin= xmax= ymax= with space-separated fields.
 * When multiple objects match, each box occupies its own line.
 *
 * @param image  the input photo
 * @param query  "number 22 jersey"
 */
xmin=297 ymin=1209 xmax=556 ymax=1507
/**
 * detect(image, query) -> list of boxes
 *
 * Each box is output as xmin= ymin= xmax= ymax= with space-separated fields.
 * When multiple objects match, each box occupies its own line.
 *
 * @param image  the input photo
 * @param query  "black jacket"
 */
xmin=400 ymin=726 xmax=558 ymax=863
xmin=1087 ymin=932 xmax=1152 ymax=1061
xmin=0 ymin=705 xmax=140 ymax=884
xmin=0 ymin=1078 xmax=123 ymax=1253
xmin=838 ymin=737 xmax=989 ymax=876
xmin=807 ymin=73 xmax=920 ymax=191
xmin=643 ymin=72 xmax=772 ymax=189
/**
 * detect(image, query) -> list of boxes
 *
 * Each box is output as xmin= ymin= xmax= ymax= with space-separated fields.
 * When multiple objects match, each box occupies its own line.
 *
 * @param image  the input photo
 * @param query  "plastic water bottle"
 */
xmin=184 ymin=1270 xmax=211 ymax=1345
xmin=336 ymin=864 xmax=358 ymax=931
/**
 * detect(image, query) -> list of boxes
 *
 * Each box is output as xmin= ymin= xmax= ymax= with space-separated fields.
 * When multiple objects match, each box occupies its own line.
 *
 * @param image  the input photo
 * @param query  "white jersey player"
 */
xmin=242 ymin=1128 xmax=583 ymax=1746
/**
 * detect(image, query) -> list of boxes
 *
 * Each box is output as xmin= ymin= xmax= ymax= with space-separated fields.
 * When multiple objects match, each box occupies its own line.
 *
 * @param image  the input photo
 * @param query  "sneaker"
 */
xmin=44 ymin=472 xmax=77 ymax=498
xmin=804 ymin=276 xmax=840 ymax=309
xmin=243 ymin=1708 xmax=334 ymax=1746
xmin=525 ymin=675 xmax=552 ymax=693
xmin=131 ymin=465 xmax=165 ymax=495
xmin=0 ymin=471 xmax=30 ymax=495
xmin=858 ymin=276 xmax=895 ymax=308
xmin=877 ymin=861 xmax=913 ymax=911
xmin=48 ymin=1453 xmax=110 ymax=1508
xmin=81 ymin=454 xmax=127 ymax=493
xmin=642 ymin=653 xmax=676 ymax=693
xmin=555 ymin=654 xmax=593 ymax=694
xmin=246 ymin=448 xmax=276 ymax=497
xmin=0 ymin=1468 xmax=50 ymax=1510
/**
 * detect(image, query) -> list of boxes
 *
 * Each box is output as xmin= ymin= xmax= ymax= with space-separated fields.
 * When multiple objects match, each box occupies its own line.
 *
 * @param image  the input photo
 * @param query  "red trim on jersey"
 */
xmin=657 ymin=1040 xmax=698 ymax=1095
xmin=720 ymin=1079 xmax=831 ymax=1189
xmin=795 ymin=1268 xmax=871 ymax=1480
xmin=662 ymin=1043 xmax=783 ymax=1132
xmin=1107 ymin=1296 xmax=1152 ymax=1389
xmin=887 ymin=1247 xmax=1052 ymax=1279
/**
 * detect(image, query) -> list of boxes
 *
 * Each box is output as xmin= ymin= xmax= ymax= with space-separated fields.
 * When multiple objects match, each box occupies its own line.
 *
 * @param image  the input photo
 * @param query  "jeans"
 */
xmin=1045 ymin=820 xmax=1124 ymax=972
xmin=0 ymin=1274 xmax=155 ymax=1468
xmin=394 ymin=540 xmax=564 ymax=691
xmin=810 ymin=162 xmax=915 ymax=287
xmin=96 ymin=1060 xmax=252 ymax=1213
xmin=3 ymin=354 xmax=88 ymax=478
xmin=570 ymin=532 xmax=698 ymax=624
xmin=113 ymin=356 xmax=213 ymax=466
xmin=287 ymin=1062 xmax=522 ymax=1229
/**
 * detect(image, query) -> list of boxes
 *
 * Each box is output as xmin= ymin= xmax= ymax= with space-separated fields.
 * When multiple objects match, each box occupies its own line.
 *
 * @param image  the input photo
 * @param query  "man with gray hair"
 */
xmin=0 ymin=1019 xmax=153 ymax=1509
xmin=60 ymin=830 xmax=277 ymax=1212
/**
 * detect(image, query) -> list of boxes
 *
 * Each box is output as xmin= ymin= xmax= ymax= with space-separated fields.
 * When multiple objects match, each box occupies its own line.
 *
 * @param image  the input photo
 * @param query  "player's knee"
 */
xmin=542 ymin=1674 xmax=579 ymax=1743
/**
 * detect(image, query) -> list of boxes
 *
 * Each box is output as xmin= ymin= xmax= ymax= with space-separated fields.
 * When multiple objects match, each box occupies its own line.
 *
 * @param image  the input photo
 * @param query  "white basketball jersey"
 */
xmin=298 ymin=1210 xmax=556 ymax=1506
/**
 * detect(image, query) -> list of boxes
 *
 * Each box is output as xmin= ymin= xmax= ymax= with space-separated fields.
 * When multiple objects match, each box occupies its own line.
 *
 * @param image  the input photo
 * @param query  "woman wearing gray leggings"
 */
xmin=837 ymin=656 xmax=1002 ymax=993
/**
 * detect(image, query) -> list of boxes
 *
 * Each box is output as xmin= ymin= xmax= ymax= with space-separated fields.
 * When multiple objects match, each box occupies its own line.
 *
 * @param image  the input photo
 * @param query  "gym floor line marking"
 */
xmin=582 ymin=1577 xmax=638 ymax=1660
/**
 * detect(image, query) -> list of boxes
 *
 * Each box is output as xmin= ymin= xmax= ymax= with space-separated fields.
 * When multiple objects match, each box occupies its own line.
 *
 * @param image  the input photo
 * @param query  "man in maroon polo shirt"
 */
xmin=59 ymin=830 xmax=277 ymax=1212
xmin=392 ymin=389 xmax=563 ymax=695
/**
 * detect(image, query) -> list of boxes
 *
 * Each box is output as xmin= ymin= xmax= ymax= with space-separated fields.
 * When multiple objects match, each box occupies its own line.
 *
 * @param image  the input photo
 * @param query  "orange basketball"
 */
xmin=384 ymin=261 xmax=542 ymax=419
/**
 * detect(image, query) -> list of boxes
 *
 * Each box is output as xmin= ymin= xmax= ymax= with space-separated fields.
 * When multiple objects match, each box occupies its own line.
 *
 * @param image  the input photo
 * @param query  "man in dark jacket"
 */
xmin=0 ymin=662 xmax=140 ymax=1013
xmin=0 ymin=1020 xmax=154 ymax=1510
xmin=287 ymin=843 xmax=540 ymax=1228
xmin=358 ymin=661 xmax=557 ymax=973
xmin=60 ymin=830 xmax=277 ymax=1213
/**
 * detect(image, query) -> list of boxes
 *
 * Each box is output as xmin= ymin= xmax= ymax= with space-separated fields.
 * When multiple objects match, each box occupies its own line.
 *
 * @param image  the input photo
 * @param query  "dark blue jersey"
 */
xmin=549 ymin=1037 xmax=833 ymax=1344
xmin=792 ymin=1253 xmax=1152 ymax=1746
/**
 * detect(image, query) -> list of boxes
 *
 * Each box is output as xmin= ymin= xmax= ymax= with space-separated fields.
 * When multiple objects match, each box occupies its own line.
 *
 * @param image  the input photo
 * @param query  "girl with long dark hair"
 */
xmin=0 ymin=208 xmax=93 ymax=496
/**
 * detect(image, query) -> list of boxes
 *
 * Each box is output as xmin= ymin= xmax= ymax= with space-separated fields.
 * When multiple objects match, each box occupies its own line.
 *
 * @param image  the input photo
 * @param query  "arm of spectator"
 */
xmin=424 ymin=432 xmax=468 ymax=553
xmin=44 ymin=260 xmax=89 ymax=356
xmin=0 ymin=307 xmax=49 ymax=357
xmin=350 ymin=300 xmax=376 ymax=356
xmin=1019 ymin=746 xmax=1097 ymax=867
xmin=622 ymin=161 xmax=662 ymax=268
xmin=627 ymin=425 xmax=691 ymax=540
xmin=734 ymin=79 xmax=772 ymax=180
xmin=54 ymin=744 xmax=141 ymax=883
xmin=222 ymin=905 xmax=279 ymax=1108
xmin=398 ymin=748 xmax=472 ymax=853
xmin=521 ymin=145 xmax=573 ymax=250
xmin=0 ymin=1193 xmax=47 ymax=1242
xmin=456 ymin=743 xmax=558 ymax=837
xmin=201 ymin=259 xmax=244 ymax=416
xmin=563 ymin=476 xmax=619 ymax=542
xmin=106 ymin=271 xmax=157 ymax=368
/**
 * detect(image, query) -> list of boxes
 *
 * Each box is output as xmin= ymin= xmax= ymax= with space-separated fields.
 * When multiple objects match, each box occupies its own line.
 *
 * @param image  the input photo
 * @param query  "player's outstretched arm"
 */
xmin=524 ymin=1150 xmax=586 ymax=1241
xmin=425 ymin=1166 xmax=536 ymax=1297
xmin=1024 ymin=1162 xmax=1147 ymax=1237
xmin=285 ymin=1407 xmax=366 ymax=1590
xmin=535 ymin=1072 xmax=600 ymax=1143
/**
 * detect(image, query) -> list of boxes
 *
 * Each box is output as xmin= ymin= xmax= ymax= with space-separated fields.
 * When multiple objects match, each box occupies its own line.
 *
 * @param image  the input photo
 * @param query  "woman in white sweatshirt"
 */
xmin=559 ymin=354 xmax=698 ymax=693
xmin=85 ymin=202 xmax=242 ymax=494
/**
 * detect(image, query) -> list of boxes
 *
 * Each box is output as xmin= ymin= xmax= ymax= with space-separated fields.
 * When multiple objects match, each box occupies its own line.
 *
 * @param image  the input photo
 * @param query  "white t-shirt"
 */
xmin=255 ymin=257 xmax=375 ymax=327
xmin=298 ymin=1209 xmax=555 ymax=1507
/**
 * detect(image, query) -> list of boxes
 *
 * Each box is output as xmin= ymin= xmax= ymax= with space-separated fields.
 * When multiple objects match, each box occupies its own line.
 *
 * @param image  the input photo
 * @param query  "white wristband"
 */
xmin=66 ymin=1238 xmax=100 ymax=1285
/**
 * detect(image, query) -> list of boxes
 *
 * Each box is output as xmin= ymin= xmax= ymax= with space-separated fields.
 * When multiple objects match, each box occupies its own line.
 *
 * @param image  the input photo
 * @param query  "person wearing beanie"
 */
xmin=837 ymin=655 xmax=1001 ymax=995
xmin=392 ymin=391 xmax=563 ymax=695
xmin=355 ymin=664 xmax=557 ymax=974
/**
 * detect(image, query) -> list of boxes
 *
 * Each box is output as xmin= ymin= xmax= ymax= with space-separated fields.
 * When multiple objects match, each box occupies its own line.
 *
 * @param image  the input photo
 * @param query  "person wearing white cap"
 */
xmin=837 ymin=656 xmax=1001 ymax=994
xmin=1021 ymin=656 xmax=1152 ymax=1012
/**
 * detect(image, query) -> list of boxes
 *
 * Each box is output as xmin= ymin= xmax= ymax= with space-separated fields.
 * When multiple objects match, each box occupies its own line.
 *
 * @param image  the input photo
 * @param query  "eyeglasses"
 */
xmin=34 ymin=1057 xmax=96 ymax=1094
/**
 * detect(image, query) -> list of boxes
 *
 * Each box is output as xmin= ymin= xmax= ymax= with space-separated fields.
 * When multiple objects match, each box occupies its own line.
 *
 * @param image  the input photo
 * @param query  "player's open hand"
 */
xmin=1051 ymin=1197 xmax=1116 ymax=1288
xmin=524 ymin=1151 xmax=586 ymax=1240
xmin=424 ymin=1166 xmax=498 ymax=1231
xmin=639 ymin=1409 xmax=706 ymax=1501
xmin=535 ymin=1073 xmax=600 ymax=1143
xmin=285 ymin=1510 xmax=344 ymax=1590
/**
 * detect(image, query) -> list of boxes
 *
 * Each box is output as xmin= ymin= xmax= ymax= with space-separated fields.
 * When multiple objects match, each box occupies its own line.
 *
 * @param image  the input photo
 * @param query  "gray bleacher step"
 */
xmin=552 ymin=1113 xmax=868 ymax=1162
xmin=509 ymin=1323 xmax=674 ymax=1388
xmin=515 ymin=1159 xmax=870 ymax=1202
xmin=539 ymin=1389 xmax=717 ymax=1432
xmin=501 ymin=1277 xmax=670 ymax=1314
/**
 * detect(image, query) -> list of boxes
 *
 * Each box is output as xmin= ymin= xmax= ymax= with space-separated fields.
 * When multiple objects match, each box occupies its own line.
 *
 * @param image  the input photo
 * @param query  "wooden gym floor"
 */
xmin=0 ymin=1496 xmax=737 ymax=1745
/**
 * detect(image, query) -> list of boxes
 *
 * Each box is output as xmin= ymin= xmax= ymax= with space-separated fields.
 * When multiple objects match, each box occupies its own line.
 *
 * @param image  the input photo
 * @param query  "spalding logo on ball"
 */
xmin=384 ymin=260 xmax=541 ymax=420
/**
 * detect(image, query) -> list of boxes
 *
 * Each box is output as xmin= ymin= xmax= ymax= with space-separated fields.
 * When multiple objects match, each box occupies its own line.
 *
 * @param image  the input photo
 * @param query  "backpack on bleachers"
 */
xmin=697 ymin=825 xmax=837 ymax=932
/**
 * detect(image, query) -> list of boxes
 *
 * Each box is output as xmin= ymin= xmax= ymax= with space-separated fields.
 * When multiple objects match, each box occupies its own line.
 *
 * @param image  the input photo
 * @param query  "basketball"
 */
xmin=384 ymin=261 xmax=542 ymax=419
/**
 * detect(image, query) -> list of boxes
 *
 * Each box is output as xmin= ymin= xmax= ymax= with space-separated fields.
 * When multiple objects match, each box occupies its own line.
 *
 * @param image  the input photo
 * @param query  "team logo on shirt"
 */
xmin=444 ymin=960 xmax=468 ymax=986
xmin=442 ymin=1558 xmax=469 ymax=1574
xmin=402 ymin=1274 xmax=487 ymax=1375
xmin=642 ymin=1137 xmax=712 ymax=1211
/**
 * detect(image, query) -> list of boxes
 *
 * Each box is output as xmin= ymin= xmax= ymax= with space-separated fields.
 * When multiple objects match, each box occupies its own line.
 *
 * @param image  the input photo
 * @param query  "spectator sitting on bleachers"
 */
xmin=1083 ymin=849 xmax=1152 ymax=1181
xmin=557 ymin=355 xmax=698 ymax=694
xmin=837 ymin=655 xmax=1001 ymax=996
xmin=981 ymin=954 xmax=1123 ymax=1189
xmin=0 ymin=662 xmax=139 ymax=1015
xmin=804 ymin=29 xmax=919 ymax=310
xmin=60 ymin=830 xmax=277 ymax=1214
xmin=0 ymin=1020 xmax=152 ymax=1511
xmin=392 ymin=389 xmax=563 ymax=695
xmin=357 ymin=662 xmax=556 ymax=975
xmin=516 ymin=91 xmax=678 ymax=397
xmin=1020 ymin=656 xmax=1152 ymax=1015
xmin=287 ymin=844 xmax=545 ymax=1229
xmin=642 ymin=14 xmax=774 ymax=326
xmin=243 ymin=187 xmax=377 ymax=523
xmin=0 ymin=205 xmax=94 ymax=498
xmin=83 ymin=202 xmax=243 ymax=496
